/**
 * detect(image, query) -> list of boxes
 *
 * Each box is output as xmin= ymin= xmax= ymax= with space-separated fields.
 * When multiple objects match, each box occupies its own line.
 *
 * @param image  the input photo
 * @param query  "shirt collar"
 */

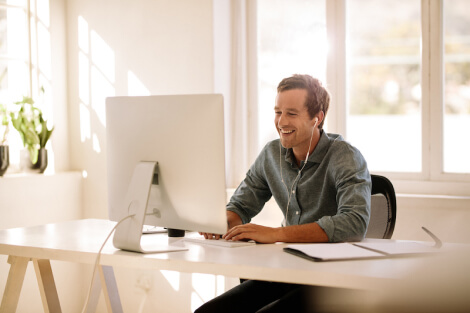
xmin=307 ymin=130 xmax=332 ymax=164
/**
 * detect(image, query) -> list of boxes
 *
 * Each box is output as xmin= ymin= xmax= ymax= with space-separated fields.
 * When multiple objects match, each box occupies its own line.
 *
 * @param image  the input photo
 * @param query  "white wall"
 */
xmin=66 ymin=0 xmax=215 ymax=220
xmin=0 ymin=173 xmax=83 ymax=313
xmin=65 ymin=0 xmax=219 ymax=312
xmin=394 ymin=195 xmax=470 ymax=244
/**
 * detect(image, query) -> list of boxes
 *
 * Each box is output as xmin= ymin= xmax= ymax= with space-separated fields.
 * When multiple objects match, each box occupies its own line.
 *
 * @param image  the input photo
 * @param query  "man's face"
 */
xmin=274 ymin=89 xmax=316 ymax=153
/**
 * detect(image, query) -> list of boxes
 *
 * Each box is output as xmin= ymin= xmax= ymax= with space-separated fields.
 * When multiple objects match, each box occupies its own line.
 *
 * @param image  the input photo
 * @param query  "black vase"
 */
xmin=31 ymin=148 xmax=48 ymax=173
xmin=0 ymin=145 xmax=9 ymax=176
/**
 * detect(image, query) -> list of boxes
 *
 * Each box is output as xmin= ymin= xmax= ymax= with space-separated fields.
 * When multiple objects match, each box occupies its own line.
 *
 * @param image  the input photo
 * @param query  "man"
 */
xmin=196 ymin=74 xmax=371 ymax=313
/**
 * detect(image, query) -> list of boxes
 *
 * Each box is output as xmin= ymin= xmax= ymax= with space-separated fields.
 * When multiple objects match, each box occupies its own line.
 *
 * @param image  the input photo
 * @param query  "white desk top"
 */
xmin=0 ymin=219 xmax=430 ymax=291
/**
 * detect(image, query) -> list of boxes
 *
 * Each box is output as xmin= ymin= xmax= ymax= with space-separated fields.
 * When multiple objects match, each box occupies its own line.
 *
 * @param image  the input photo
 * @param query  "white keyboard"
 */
xmin=184 ymin=237 xmax=256 ymax=248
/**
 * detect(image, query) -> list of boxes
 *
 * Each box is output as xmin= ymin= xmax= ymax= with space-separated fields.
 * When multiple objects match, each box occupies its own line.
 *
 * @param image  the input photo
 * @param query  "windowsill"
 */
xmin=0 ymin=171 xmax=83 ymax=180
xmin=392 ymin=179 xmax=470 ymax=197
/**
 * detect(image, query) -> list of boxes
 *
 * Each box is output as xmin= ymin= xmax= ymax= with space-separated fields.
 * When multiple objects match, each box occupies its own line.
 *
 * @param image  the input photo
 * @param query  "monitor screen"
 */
xmin=105 ymin=94 xmax=227 ymax=252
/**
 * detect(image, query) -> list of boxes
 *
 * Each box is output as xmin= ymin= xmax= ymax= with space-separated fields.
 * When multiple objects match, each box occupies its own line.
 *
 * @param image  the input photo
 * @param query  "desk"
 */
xmin=0 ymin=219 xmax=430 ymax=312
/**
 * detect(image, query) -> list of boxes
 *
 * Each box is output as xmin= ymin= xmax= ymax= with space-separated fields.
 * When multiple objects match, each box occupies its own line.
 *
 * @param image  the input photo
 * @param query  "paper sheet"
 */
xmin=285 ymin=243 xmax=384 ymax=261
xmin=353 ymin=241 xmax=440 ymax=255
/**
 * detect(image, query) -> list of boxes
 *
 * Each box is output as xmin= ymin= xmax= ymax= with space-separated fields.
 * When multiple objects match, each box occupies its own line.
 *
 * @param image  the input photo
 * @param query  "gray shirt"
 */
xmin=227 ymin=131 xmax=371 ymax=242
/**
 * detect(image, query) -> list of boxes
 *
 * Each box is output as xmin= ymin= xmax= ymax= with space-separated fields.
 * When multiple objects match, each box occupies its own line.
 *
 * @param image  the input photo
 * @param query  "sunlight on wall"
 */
xmin=79 ymin=103 xmax=90 ymax=142
xmin=160 ymin=270 xmax=180 ymax=291
xmin=89 ymin=30 xmax=115 ymax=128
xmin=77 ymin=16 xmax=115 ymax=152
xmin=79 ymin=52 xmax=90 ymax=104
xmin=191 ymin=274 xmax=225 ymax=312
xmin=90 ymin=30 xmax=115 ymax=84
xmin=78 ymin=16 xmax=91 ymax=144
xmin=78 ymin=16 xmax=89 ymax=52
xmin=90 ymin=66 xmax=113 ymax=127
xmin=128 ymin=70 xmax=150 ymax=96
xmin=92 ymin=133 xmax=101 ymax=154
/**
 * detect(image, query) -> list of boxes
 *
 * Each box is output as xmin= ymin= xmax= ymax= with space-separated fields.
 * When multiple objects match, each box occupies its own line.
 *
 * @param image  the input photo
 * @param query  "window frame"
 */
xmin=0 ymin=0 xmax=31 ymax=95
xmin=248 ymin=0 xmax=470 ymax=196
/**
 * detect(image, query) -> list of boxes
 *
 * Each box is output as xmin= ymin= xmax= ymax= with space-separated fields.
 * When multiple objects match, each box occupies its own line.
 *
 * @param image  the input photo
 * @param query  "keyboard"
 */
xmin=184 ymin=237 xmax=256 ymax=248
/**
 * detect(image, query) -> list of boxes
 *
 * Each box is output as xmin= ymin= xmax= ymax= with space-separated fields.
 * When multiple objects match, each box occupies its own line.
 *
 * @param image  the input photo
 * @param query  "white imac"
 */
xmin=105 ymin=94 xmax=228 ymax=253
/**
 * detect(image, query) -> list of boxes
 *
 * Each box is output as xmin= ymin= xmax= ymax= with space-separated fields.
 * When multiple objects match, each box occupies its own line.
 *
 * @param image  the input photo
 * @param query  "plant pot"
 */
xmin=20 ymin=148 xmax=48 ymax=173
xmin=0 ymin=145 xmax=9 ymax=176
xmin=32 ymin=148 xmax=48 ymax=173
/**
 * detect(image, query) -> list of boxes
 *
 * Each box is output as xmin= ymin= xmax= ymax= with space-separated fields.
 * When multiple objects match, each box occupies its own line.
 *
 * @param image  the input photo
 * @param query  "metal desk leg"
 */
xmin=0 ymin=256 xmax=29 ymax=313
xmin=85 ymin=266 xmax=102 ymax=313
xmin=99 ymin=265 xmax=123 ymax=313
xmin=32 ymin=259 xmax=62 ymax=313
xmin=85 ymin=265 xmax=123 ymax=313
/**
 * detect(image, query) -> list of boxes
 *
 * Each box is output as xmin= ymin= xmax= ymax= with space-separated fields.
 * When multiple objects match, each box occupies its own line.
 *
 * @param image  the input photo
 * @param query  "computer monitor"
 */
xmin=105 ymin=94 xmax=228 ymax=253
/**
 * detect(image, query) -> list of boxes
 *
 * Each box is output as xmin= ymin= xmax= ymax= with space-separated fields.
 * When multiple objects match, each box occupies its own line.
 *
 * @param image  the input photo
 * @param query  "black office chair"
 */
xmin=364 ymin=174 xmax=396 ymax=239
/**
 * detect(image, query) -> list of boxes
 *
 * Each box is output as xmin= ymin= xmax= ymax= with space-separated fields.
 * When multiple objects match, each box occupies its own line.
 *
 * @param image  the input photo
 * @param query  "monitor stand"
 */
xmin=112 ymin=161 xmax=188 ymax=254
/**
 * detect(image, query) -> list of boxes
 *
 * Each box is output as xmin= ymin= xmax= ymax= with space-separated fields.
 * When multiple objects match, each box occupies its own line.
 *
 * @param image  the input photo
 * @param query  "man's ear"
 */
xmin=313 ymin=111 xmax=325 ymax=126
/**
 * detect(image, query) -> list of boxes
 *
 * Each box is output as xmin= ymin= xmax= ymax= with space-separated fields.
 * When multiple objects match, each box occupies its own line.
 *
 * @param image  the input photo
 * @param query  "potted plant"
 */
xmin=10 ymin=95 xmax=54 ymax=173
xmin=0 ymin=103 xmax=9 ymax=176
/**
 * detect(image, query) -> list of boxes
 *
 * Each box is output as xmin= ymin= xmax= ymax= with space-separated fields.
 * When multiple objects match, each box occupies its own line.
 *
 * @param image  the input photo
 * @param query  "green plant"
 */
xmin=0 ymin=103 xmax=8 ymax=145
xmin=10 ymin=96 xmax=54 ymax=164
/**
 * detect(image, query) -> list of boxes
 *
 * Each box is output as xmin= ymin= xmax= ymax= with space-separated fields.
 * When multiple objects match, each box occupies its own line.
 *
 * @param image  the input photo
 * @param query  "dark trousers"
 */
xmin=194 ymin=280 xmax=315 ymax=313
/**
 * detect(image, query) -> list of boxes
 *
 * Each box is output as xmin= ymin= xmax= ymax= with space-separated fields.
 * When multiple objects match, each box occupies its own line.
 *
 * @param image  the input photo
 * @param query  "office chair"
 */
xmin=365 ymin=174 xmax=397 ymax=239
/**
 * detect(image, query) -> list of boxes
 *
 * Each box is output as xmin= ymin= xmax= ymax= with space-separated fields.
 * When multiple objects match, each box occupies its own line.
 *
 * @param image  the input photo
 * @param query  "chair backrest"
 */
xmin=365 ymin=174 xmax=397 ymax=239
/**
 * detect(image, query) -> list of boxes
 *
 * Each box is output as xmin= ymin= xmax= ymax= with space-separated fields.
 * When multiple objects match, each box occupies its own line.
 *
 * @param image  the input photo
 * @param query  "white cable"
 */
xmin=80 ymin=214 xmax=135 ymax=313
xmin=137 ymin=290 xmax=149 ymax=313
xmin=280 ymin=119 xmax=317 ymax=226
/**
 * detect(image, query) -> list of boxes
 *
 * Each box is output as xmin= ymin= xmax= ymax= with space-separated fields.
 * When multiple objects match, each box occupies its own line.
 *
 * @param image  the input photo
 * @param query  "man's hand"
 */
xmin=223 ymin=222 xmax=329 ymax=244
xmin=223 ymin=223 xmax=280 ymax=244
xmin=199 ymin=211 xmax=243 ymax=240
xmin=198 ymin=232 xmax=222 ymax=240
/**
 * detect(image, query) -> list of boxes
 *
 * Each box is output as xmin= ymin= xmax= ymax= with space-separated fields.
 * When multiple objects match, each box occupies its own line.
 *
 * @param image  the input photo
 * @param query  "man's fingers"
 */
xmin=200 ymin=232 xmax=222 ymax=240
xmin=223 ymin=224 xmax=252 ymax=241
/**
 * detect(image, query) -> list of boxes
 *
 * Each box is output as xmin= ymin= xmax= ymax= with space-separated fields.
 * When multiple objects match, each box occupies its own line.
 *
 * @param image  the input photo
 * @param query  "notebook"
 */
xmin=284 ymin=240 xmax=441 ymax=262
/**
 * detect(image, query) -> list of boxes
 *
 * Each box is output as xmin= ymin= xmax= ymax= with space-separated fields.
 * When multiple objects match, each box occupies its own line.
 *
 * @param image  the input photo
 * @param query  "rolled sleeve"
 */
xmin=227 ymin=160 xmax=272 ymax=224
xmin=317 ymin=142 xmax=371 ymax=242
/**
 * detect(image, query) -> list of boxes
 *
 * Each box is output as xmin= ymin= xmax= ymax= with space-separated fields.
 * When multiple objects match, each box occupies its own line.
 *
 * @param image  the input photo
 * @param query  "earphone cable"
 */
xmin=280 ymin=120 xmax=317 ymax=226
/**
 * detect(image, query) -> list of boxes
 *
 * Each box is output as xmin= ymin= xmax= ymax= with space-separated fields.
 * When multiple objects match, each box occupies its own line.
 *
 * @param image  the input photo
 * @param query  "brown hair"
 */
xmin=277 ymin=74 xmax=330 ymax=129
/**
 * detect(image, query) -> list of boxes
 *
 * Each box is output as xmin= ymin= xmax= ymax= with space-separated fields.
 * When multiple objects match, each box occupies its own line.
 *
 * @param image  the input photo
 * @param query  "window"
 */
xmin=0 ymin=0 xmax=48 ymax=171
xmin=257 ymin=0 xmax=327 ymax=151
xmin=346 ymin=0 xmax=421 ymax=173
xmin=0 ymin=0 xmax=29 ymax=102
xmin=444 ymin=0 xmax=470 ymax=174
xmin=252 ymin=0 xmax=470 ymax=193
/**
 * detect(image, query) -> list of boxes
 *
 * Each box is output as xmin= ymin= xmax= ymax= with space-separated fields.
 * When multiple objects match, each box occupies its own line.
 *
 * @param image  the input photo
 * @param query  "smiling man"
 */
xmin=196 ymin=74 xmax=371 ymax=313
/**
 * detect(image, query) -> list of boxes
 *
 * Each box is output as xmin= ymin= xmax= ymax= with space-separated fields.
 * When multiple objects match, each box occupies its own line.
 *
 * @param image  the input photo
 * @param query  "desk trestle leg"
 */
xmin=1 ymin=256 xmax=122 ymax=313
xmin=33 ymin=259 xmax=62 ymax=313
xmin=0 ymin=256 xmax=29 ymax=313
xmin=0 ymin=256 xmax=62 ymax=313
